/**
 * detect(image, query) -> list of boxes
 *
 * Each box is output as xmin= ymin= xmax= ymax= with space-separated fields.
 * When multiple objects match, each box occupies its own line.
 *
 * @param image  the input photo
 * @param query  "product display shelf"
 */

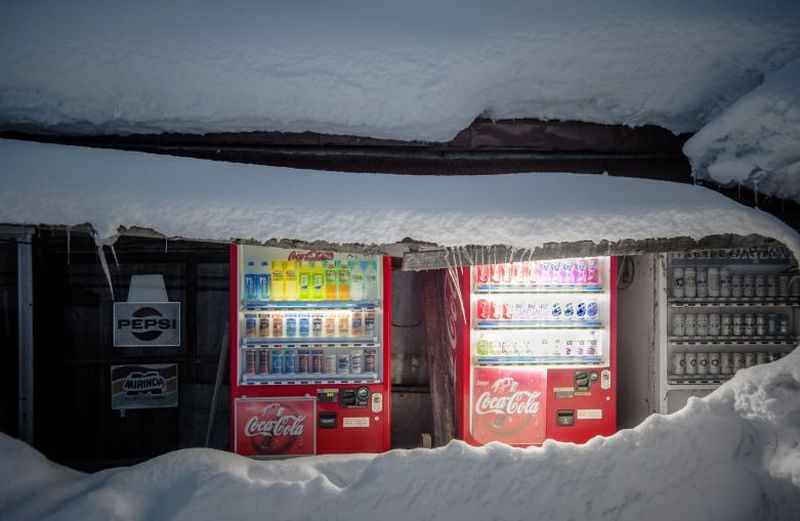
xmin=241 ymin=373 xmax=380 ymax=386
xmin=474 ymin=355 xmax=604 ymax=366
xmin=244 ymin=338 xmax=378 ymax=347
xmin=668 ymin=297 xmax=800 ymax=308
xmin=474 ymin=284 xmax=603 ymax=294
xmin=244 ymin=299 xmax=379 ymax=310
xmin=667 ymin=336 xmax=798 ymax=346
xmin=476 ymin=320 xmax=603 ymax=330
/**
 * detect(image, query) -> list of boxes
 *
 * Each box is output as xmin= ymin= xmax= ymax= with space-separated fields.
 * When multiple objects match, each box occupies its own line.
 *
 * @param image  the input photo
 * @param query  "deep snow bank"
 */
xmin=1 ymin=349 xmax=799 ymax=521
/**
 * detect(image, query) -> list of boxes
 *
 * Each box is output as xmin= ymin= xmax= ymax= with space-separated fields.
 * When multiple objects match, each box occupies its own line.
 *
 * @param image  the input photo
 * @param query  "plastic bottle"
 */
xmin=324 ymin=261 xmax=338 ymax=300
xmin=337 ymin=260 xmax=350 ymax=300
xmin=258 ymin=261 xmax=271 ymax=301
xmin=364 ymin=259 xmax=379 ymax=300
xmin=271 ymin=260 xmax=285 ymax=301
xmin=244 ymin=261 xmax=258 ymax=300
xmin=298 ymin=261 xmax=312 ymax=300
xmin=312 ymin=261 xmax=325 ymax=300
xmin=350 ymin=260 xmax=365 ymax=300
xmin=285 ymin=260 xmax=299 ymax=300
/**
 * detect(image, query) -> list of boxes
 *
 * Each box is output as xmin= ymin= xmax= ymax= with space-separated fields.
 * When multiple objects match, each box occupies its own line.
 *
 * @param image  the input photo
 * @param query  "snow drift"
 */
xmin=2 ymin=349 xmax=799 ymax=521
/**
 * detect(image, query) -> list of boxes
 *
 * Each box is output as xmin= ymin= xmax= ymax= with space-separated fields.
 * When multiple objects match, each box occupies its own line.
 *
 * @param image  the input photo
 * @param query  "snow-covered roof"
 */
xmin=1 ymin=1 xmax=799 ymax=201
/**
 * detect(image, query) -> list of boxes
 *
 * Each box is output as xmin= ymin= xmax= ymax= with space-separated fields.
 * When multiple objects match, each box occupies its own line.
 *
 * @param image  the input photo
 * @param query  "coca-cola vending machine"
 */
xmin=230 ymin=245 xmax=391 ymax=457
xmin=452 ymin=257 xmax=617 ymax=446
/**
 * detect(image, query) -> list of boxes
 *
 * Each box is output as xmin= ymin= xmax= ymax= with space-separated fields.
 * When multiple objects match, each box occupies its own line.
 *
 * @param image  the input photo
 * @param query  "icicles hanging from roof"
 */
xmin=91 ymin=231 xmax=118 ymax=300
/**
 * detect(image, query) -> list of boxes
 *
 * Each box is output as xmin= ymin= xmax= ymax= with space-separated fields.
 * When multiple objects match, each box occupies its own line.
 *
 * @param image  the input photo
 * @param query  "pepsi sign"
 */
xmin=114 ymin=302 xmax=181 ymax=347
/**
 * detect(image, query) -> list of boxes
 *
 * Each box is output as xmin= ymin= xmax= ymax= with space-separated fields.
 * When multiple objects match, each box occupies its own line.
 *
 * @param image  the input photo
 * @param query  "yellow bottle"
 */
xmin=324 ymin=261 xmax=338 ymax=300
xmin=312 ymin=261 xmax=325 ymax=300
xmin=270 ymin=260 xmax=285 ymax=301
xmin=285 ymin=260 xmax=299 ymax=300
xmin=298 ymin=261 xmax=312 ymax=300
xmin=337 ymin=260 xmax=350 ymax=301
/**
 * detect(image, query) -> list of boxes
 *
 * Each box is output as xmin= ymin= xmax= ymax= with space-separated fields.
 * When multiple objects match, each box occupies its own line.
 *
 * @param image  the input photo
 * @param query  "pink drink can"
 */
xmin=477 ymin=299 xmax=490 ymax=319
xmin=476 ymin=265 xmax=490 ymax=284
xmin=575 ymin=259 xmax=588 ymax=283
xmin=587 ymin=258 xmax=599 ymax=283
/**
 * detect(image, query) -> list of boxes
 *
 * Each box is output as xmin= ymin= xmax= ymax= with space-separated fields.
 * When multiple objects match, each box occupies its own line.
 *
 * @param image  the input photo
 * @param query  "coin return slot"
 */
xmin=557 ymin=410 xmax=575 ymax=426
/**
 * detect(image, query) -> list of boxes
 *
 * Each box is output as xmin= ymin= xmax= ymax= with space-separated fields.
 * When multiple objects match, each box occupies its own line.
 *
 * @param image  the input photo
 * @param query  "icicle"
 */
xmin=66 ymin=226 xmax=71 ymax=267
xmin=753 ymin=180 xmax=759 ymax=208
xmin=92 ymin=232 xmax=116 ymax=301
xmin=444 ymin=247 xmax=467 ymax=324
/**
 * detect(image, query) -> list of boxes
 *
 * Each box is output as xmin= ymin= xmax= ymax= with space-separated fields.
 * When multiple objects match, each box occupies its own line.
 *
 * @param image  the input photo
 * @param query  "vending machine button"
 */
xmin=319 ymin=412 xmax=337 ymax=428
xmin=600 ymin=369 xmax=611 ymax=390
xmin=371 ymin=392 xmax=383 ymax=413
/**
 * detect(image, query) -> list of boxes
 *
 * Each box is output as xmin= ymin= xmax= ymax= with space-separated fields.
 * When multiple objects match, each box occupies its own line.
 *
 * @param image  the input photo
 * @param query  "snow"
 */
xmin=2 ymin=2 xmax=800 ymax=200
xmin=1 ymin=138 xmax=799 ymax=258
xmin=2 ymin=349 xmax=799 ymax=521
xmin=684 ymin=58 xmax=800 ymax=204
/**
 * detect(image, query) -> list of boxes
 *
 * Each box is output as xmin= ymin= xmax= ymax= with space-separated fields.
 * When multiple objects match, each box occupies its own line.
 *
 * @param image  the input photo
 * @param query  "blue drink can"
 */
xmin=285 ymin=314 xmax=298 ymax=337
xmin=299 ymin=315 xmax=310 ymax=337
xmin=269 ymin=349 xmax=283 ymax=374
xmin=283 ymin=349 xmax=296 ymax=374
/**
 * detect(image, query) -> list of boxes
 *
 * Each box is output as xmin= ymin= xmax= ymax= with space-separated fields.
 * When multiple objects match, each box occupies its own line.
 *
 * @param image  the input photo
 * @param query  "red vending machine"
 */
xmin=453 ymin=257 xmax=617 ymax=446
xmin=230 ymin=245 xmax=391 ymax=457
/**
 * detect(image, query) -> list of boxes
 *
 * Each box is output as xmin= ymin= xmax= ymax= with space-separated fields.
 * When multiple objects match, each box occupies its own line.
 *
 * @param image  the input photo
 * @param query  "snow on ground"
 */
xmin=684 ymin=58 xmax=800 ymax=204
xmin=1 ymin=138 xmax=799 ymax=258
xmin=2 ymin=348 xmax=799 ymax=521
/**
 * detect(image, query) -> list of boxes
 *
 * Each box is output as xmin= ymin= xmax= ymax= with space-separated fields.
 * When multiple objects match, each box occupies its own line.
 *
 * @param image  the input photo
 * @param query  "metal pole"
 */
xmin=17 ymin=232 xmax=33 ymax=444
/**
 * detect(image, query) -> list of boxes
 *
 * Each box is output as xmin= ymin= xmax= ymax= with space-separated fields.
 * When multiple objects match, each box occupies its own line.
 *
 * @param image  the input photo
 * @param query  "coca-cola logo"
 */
xmin=475 ymin=377 xmax=541 ymax=416
xmin=288 ymin=251 xmax=335 ymax=262
xmin=244 ymin=403 xmax=307 ymax=455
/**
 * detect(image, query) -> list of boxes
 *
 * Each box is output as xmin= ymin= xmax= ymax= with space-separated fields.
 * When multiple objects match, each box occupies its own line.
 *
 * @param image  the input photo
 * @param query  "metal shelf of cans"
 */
xmin=667 ymin=336 xmax=798 ymax=346
xmin=668 ymin=297 xmax=800 ymax=308
xmin=476 ymin=320 xmax=603 ymax=330
xmin=473 ymin=283 xmax=604 ymax=294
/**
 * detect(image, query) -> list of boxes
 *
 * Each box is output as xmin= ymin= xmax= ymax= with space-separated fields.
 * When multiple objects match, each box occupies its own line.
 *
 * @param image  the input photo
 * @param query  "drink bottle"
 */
xmin=312 ymin=261 xmax=325 ymax=300
xmin=245 ymin=261 xmax=258 ymax=300
xmin=258 ymin=261 xmax=271 ymax=300
xmin=350 ymin=260 xmax=365 ymax=300
xmin=298 ymin=261 xmax=312 ymax=300
xmin=271 ymin=261 xmax=285 ymax=301
xmin=337 ymin=260 xmax=350 ymax=300
xmin=324 ymin=261 xmax=338 ymax=300
xmin=284 ymin=261 xmax=299 ymax=300
xmin=364 ymin=260 xmax=378 ymax=299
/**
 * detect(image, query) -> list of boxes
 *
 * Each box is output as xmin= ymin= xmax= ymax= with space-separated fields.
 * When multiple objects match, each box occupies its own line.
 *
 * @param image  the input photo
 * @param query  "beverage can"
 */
xmin=685 ymin=352 xmax=697 ymax=375
xmin=768 ymin=352 xmax=780 ymax=362
xmin=350 ymin=350 xmax=363 ymax=374
xmin=685 ymin=314 xmax=697 ymax=336
xmin=767 ymin=276 xmax=778 ymax=298
xmin=696 ymin=268 xmax=708 ymax=298
xmin=586 ymin=300 xmax=599 ymax=320
xmin=550 ymin=302 xmax=562 ymax=320
xmin=364 ymin=348 xmax=377 ymax=372
xmin=490 ymin=300 xmax=502 ymax=320
xmin=587 ymin=258 xmax=599 ymax=284
xmin=779 ymin=315 xmax=789 ymax=335
xmin=732 ymin=314 xmax=743 ymax=337
xmin=490 ymin=264 xmax=502 ymax=284
xmin=364 ymin=311 xmax=376 ymax=337
xmin=550 ymin=261 xmax=562 ymax=283
xmin=756 ymin=352 xmax=767 ymax=365
xmin=673 ymin=313 xmax=685 ymax=336
xmin=324 ymin=354 xmax=336 ymax=374
xmin=720 ymin=314 xmax=732 ymax=336
xmin=258 ymin=313 xmax=271 ymax=338
xmin=476 ymin=265 xmax=490 ymax=284
xmin=767 ymin=314 xmax=777 ymax=336
xmin=283 ymin=349 xmax=296 ymax=374
xmin=707 ymin=267 xmax=719 ymax=297
xmin=297 ymin=349 xmax=309 ymax=374
xmin=684 ymin=268 xmax=696 ymax=298
xmin=271 ymin=313 xmax=284 ymax=337
xmin=732 ymin=352 xmax=744 ymax=373
xmin=245 ymin=314 xmax=258 ymax=337
xmin=477 ymin=299 xmax=490 ymax=319
xmin=337 ymin=313 xmax=350 ymax=337
xmin=245 ymin=349 xmax=256 ymax=375
xmin=720 ymin=352 xmax=733 ymax=375
xmin=312 ymin=349 xmax=324 ymax=373
xmin=697 ymin=352 xmax=709 ymax=375
xmin=744 ymin=352 xmax=756 ymax=368
xmin=708 ymin=352 xmax=720 ymax=375
xmin=298 ymin=314 xmax=310 ymax=337
xmin=755 ymin=276 xmax=766 ymax=297
xmin=576 ymin=301 xmax=587 ymax=320
xmin=325 ymin=315 xmax=337 ymax=337
xmin=672 ymin=268 xmax=685 ymax=298
xmin=351 ymin=311 xmax=363 ymax=337
xmin=743 ymin=275 xmax=755 ymax=297
xmin=744 ymin=314 xmax=755 ymax=337
xmin=564 ymin=302 xmax=574 ymax=319
xmin=672 ymin=352 xmax=685 ymax=375
xmin=285 ymin=314 xmax=298 ymax=337
xmin=709 ymin=313 xmax=720 ymax=336
xmin=511 ymin=262 xmax=525 ymax=284
xmin=756 ymin=314 xmax=766 ymax=337
xmin=696 ymin=313 xmax=709 ymax=336
xmin=502 ymin=302 xmax=514 ymax=320
xmin=501 ymin=263 xmax=513 ymax=284
xmin=336 ymin=354 xmax=350 ymax=374
xmin=719 ymin=268 xmax=731 ymax=297
xmin=270 ymin=349 xmax=283 ymax=374
xmin=312 ymin=314 xmax=324 ymax=337
xmin=731 ymin=275 xmax=743 ymax=298
xmin=779 ymin=275 xmax=790 ymax=297
xmin=257 ymin=349 xmax=268 ymax=375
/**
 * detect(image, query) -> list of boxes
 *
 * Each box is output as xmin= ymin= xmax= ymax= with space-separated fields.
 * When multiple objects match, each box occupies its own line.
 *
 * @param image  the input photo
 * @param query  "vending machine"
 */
xmin=655 ymin=247 xmax=799 ymax=414
xmin=230 ymin=245 xmax=391 ymax=457
xmin=452 ymin=257 xmax=617 ymax=446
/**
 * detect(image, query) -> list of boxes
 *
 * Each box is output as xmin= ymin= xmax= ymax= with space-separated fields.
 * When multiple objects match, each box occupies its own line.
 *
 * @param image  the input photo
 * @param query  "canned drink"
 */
xmin=488 ymin=300 xmax=501 ymax=320
xmin=697 ymin=352 xmax=709 ymax=375
xmin=732 ymin=314 xmax=743 ymax=337
xmin=685 ymin=314 xmax=697 ymax=336
xmin=502 ymin=302 xmax=514 ymax=320
xmin=245 ymin=314 xmax=258 ymax=337
xmin=501 ymin=263 xmax=513 ymax=284
xmin=709 ymin=313 xmax=720 ymax=336
xmin=324 ymin=354 xmax=336 ymax=373
xmin=576 ymin=301 xmax=587 ymax=320
xmin=755 ymin=276 xmax=766 ymax=297
xmin=551 ymin=302 xmax=562 ymax=319
xmin=563 ymin=302 xmax=575 ymax=319
xmin=756 ymin=352 xmax=767 ymax=365
xmin=312 ymin=314 xmax=324 ymax=337
xmin=696 ymin=268 xmax=708 ymax=298
xmin=511 ymin=262 xmax=525 ymax=284
xmin=673 ymin=313 xmax=685 ymax=336
xmin=559 ymin=260 xmax=573 ymax=284
xmin=476 ymin=265 xmax=490 ymax=284
xmin=587 ymin=258 xmax=599 ymax=284
xmin=732 ymin=352 xmax=744 ymax=373
xmin=672 ymin=352 xmax=686 ymax=375
xmin=298 ymin=314 xmax=310 ymax=337
xmin=779 ymin=315 xmax=790 ymax=335
xmin=336 ymin=354 xmax=350 ymax=374
xmin=672 ymin=268 xmax=685 ymax=298
xmin=364 ymin=311 xmax=376 ymax=337
xmin=297 ymin=349 xmax=309 ymax=374
xmin=477 ymin=299 xmax=490 ymax=319
xmin=720 ymin=352 xmax=733 ymax=375
xmin=684 ymin=268 xmax=696 ymax=298
xmin=792 ymin=277 xmax=800 ymax=297
xmin=258 ymin=350 xmax=268 ymax=375
xmin=743 ymin=275 xmax=755 ymax=297
xmin=707 ymin=268 xmax=720 ymax=297
xmin=350 ymin=350 xmax=363 ymax=374
xmin=685 ymin=352 xmax=697 ymax=375
xmin=720 ymin=314 xmax=732 ymax=336
xmin=744 ymin=352 xmax=756 ymax=368
xmin=259 ymin=313 xmax=271 ymax=338
xmin=337 ymin=313 xmax=350 ymax=337
xmin=719 ymin=268 xmax=731 ymax=297
xmin=312 ymin=349 xmax=324 ymax=373
xmin=351 ymin=311 xmax=363 ymax=337
xmin=245 ymin=349 xmax=256 ymax=375
xmin=550 ymin=261 xmax=562 ymax=283
xmin=744 ymin=314 xmax=755 ymax=337
xmin=696 ymin=314 xmax=709 ymax=336
xmin=586 ymin=300 xmax=599 ymax=320
xmin=756 ymin=314 xmax=766 ymax=336
xmin=490 ymin=264 xmax=502 ymax=284
xmin=364 ymin=348 xmax=376 ymax=372
xmin=270 ymin=349 xmax=283 ymax=374
xmin=731 ymin=275 xmax=743 ymax=298
xmin=525 ymin=261 xmax=539 ymax=284
xmin=285 ymin=314 xmax=298 ymax=337
xmin=271 ymin=313 xmax=284 ymax=337
xmin=283 ymin=349 xmax=296 ymax=374
xmin=708 ymin=352 xmax=721 ymax=375
xmin=767 ymin=276 xmax=778 ymax=297
xmin=324 ymin=315 xmax=337 ymax=337
xmin=779 ymin=275 xmax=790 ymax=297
xmin=767 ymin=314 xmax=777 ymax=336
xmin=587 ymin=339 xmax=598 ymax=356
